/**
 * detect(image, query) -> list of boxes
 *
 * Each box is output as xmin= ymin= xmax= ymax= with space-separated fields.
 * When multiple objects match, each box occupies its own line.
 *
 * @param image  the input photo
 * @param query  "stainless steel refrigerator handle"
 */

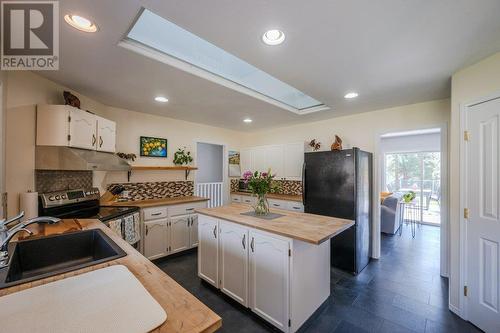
xmin=301 ymin=163 xmax=305 ymax=205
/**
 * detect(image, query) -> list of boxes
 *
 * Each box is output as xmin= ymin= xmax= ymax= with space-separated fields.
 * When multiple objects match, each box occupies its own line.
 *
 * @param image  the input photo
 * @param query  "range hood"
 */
xmin=35 ymin=146 xmax=131 ymax=171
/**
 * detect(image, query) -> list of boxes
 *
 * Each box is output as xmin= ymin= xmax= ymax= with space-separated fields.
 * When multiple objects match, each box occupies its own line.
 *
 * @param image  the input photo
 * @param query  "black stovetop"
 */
xmin=39 ymin=199 xmax=139 ymax=222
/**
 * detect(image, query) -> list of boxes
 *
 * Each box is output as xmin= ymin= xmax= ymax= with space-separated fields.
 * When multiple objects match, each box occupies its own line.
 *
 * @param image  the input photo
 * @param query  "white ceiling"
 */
xmin=38 ymin=0 xmax=500 ymax=131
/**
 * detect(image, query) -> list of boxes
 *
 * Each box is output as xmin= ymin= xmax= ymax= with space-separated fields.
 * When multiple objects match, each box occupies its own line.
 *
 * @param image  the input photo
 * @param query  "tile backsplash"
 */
xmin=230 ymin=179 xmax=302 ymax=196
xmin=108 ymin=181 xmax=194 ymax=201
xmin=36 ymin=170 xmax=93 ymax=193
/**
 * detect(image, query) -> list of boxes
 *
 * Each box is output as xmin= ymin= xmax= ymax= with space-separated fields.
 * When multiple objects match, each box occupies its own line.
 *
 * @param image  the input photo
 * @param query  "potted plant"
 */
xmin=242 ymin=169 xmax=278 ymax=215
xmin=173 ymin=147 xmax=193 ymax=166
xmin=402 ymin=191 xmax=416 ymax=203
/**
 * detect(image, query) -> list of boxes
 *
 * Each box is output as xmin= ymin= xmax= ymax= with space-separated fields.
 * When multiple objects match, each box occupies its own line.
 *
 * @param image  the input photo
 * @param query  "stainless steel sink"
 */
xmin=0 ymin=229 xmax=126 ymax=289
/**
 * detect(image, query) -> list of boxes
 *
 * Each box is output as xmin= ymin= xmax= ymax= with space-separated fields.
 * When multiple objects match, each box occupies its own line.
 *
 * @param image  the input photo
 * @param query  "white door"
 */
xmin=219 ymin=221 xmax=249 ymax=306
xmin=253 ymin=147 xmax=267 ymax=172
xmin=96 ymin=116 xmax=116 ymax=153
xmin=466 ymin=97 xmax=500 ymax=333
xmin=198 ymin=215 xmax=219 ymax=287
xmin=170 ymin=215 xmax=190 ymax=254
xmin=189 ymin=214 xmax=199 ymax=247
xmin=284 ymin=143 xmax=304 ymax=180
xmin=144 ymin=219 xmax=168 ymax=260
xmin=249 ymin=230 xmax=290 ymax=331
xmin=69 ymin=108 xmax=96 ymax=150
xmin=240 ymin=149 xmax=253 ymax=173
xmin=266 ymin=145 xmax=284 ymax=178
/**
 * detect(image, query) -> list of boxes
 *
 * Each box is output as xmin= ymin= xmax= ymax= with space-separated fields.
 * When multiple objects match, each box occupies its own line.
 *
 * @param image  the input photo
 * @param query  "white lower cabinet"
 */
xmin=219 ymin=221 xmax=249 ymax=306
xmin=189 ymin=214 xmax=199 ymax=247
xmin=249 ymin=229 xmax=290 ymax=331
xmin=170 ymin=214 xmax=190 ymax=254
xmin=144 ymin=219 xmax=169 ymax=260
xmin=198 ymin=215 xmax=219 ymax=288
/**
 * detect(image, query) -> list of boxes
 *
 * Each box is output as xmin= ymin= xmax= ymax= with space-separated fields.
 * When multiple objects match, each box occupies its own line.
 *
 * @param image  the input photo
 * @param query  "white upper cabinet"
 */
xmin=239 ymin=143 xmax=303 ymax=180
xmin=283 ymin=143 xmax=304 ymax=180
xmin=252 ymin=147 xmax=267 ymax=172
xmin=240 ymin=148 xmax=253 ymax=174
xmin=69 ymin=107 xmax=97 ymax=150
xmin=96 ymin=116 xmax=116 ymax=153
xmin=36 ymin=105 xmax=116 ymax=153
xmin=265 ymin=145 xmax=284 ymax=178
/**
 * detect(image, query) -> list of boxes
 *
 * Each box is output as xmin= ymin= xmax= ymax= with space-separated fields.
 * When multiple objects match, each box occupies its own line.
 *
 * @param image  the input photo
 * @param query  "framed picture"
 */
xmin=140 ymin=136 xmax=167 ymax=157
xmin=228 ymin=150 xmax=241 ymax=177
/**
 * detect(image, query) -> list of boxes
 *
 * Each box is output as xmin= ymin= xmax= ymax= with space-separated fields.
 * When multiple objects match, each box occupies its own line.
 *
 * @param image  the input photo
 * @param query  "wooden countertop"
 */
xmin=0 ymin=219 xmax=222 ymax=333
xmin=231 ymin=191 xmax=302 ymax=202
xmin=103 ymin=196 xmax=209 ymax=208
xmin=196 ymin=203 xmax=353 ymax=245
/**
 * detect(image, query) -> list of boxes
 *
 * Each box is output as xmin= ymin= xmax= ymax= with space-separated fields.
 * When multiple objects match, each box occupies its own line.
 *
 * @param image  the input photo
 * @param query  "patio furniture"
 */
xmin=381 ymin=194 xmax=402 ymax=234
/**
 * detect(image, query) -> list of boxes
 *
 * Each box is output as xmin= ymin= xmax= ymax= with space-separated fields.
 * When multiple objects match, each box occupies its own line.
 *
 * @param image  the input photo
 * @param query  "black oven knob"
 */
xmin=85 ymin=191 xmax=91 ymax=196
xmin=49 ymin=196 xmax=55 ymax=201
xmin=55 ymin=195 xmax=60 ymax=200
xmin=61 ymin=194 xmax=67 ymax=199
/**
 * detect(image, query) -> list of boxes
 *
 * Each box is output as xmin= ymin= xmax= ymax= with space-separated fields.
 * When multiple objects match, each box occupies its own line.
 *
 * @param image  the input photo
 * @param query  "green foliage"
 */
xmin=242 ymin=169 xmax=278 ymax=196
xmin=173 ymin=147 xmax=193 ymax=165
xmin=403 ymin=191 xmax=416 ymax=203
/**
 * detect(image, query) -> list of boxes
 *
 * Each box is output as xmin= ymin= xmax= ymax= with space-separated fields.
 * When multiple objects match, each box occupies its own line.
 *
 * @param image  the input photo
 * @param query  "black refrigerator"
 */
xmin=303 ymin=148 xmax=372 ymax=274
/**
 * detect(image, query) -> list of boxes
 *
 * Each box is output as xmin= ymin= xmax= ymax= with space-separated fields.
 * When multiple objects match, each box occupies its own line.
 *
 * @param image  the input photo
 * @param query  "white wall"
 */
xmin=449 ymin=51 xmax=500 ymax=314
xmin=196 ymin=142 xmax=223 ymax=183
xmin=0 ymin=71 xmax=5 ymax=219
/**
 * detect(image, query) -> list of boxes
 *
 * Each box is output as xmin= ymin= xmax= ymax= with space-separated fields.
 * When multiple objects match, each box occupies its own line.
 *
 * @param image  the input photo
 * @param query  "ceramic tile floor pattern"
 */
xmin=155 ymin=225 xmax=481 ymax=333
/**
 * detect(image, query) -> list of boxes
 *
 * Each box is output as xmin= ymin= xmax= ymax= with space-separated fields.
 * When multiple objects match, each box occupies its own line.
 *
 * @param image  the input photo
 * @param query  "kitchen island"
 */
xmin=0 ymin=219 xmax=222 ymax=333
xmin=196 ymin=203 xmax=354 ymax=333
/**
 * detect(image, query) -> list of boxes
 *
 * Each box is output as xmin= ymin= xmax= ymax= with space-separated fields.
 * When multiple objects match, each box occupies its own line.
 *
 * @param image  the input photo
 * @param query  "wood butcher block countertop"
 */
xmin=0 ymin=219 xmax=222 ymax=333
xmin=196 ymin=203 xmax=354 ymax=245
xmin=231 ymin=191 xmax=303 ymax=202
xmin=103 ymin=196 xmax=209 ymax=208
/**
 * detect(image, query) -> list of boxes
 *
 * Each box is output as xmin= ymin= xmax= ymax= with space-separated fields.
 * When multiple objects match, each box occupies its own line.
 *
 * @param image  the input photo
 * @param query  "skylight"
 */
xmin=120 ymin=9 xmax=328 ymax=114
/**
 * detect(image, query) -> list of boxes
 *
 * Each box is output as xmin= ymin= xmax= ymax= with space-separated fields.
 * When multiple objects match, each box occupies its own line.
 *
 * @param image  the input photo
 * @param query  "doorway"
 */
xmin=195 ymin=142 xmax=225 ymax=208
xmin=378 ymin=126 xmax=448 ymax=278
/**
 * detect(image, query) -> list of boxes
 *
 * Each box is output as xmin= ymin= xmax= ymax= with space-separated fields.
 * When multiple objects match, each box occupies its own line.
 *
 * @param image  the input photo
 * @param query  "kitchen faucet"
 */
xmin=0 ymin=211 xmax=61 ymax=268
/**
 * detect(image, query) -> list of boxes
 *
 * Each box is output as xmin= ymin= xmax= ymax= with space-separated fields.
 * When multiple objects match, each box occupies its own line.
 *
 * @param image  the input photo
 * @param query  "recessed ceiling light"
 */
xmin=64 ymin=14 xmax=98 ymax=33
xmin=154 ymin=96 xmax=169 ymax=103
xmin=344 ymin=92 xmax=359 ymax=99
xmin=262 ymin=29 xmax=285 ymax=45
xmin=243 ymin=118 xmax=253 ymax=123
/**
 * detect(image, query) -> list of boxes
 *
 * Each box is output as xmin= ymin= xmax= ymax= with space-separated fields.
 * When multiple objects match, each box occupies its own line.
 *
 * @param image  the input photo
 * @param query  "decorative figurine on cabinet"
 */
xmin=331 ymin=135 xmax=343 ymax=151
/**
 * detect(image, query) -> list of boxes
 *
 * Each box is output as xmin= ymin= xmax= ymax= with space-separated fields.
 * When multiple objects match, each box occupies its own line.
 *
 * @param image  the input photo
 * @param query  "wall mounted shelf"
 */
xmin=127 ymin=166 xmax=198 ymax=181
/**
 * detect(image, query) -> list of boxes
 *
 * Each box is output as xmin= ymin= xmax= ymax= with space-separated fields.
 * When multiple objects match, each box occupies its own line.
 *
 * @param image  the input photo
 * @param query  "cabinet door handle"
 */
xmin=145 ymin=225 xmax=148 ymax=235
xmin=92 ymin=134 xmax=96 ymax=146
xmin=151 ymin=212 xmax=162 ymax=216
xmin=213 ymin=225 xmax=217 ymax=239
xmin=273 ymin=204 xmax=280 ymax=207
xmin=250 ymin=237 xmax=254 ymax=252
xmin=99 ymin=136 xmax=103 ymax=147
xmin=242 ymin=234 xmax=246 ymax=249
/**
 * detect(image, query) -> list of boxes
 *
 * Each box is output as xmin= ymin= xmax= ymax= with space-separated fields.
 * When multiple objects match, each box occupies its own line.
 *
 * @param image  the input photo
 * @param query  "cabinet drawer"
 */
xmin=268 ymin=199 xmax=286 ymax=209
xmin=143 ymin=207 xmax=168 ymax=221
xmin=286 ymin=201 xmax=304 ymax=212
xmin=169 ymin=201 xmax=207 ymax=217
xmin=231 ymin=195 xmax=242 ymax=203
xmin=241 ymin=196 xmax=255 ymax=205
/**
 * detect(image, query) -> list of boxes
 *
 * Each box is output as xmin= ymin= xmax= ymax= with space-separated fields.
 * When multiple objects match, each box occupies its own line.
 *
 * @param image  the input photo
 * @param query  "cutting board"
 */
xmin=0 ymin=265 xmax=167 ymax=333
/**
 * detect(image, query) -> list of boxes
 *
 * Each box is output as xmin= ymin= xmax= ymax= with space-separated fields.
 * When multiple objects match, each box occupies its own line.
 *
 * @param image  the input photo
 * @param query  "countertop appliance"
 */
xmin=238 ymin=179 xmax=251 ymax=193
xmin=38 ymin=188 xmax=139 ymax=223
xmin=303 ymin=148 xmax=372 ymax=274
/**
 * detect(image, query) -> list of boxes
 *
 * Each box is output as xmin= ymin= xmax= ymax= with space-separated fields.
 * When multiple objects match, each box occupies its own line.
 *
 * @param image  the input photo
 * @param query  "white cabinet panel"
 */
xmin=219 ymin=221 xmax=249 ymax=306
xmin=144 ymin=219 xmax=168 ymax=260
xmin=189 ymin=214 xmax=199 ymax=247
xmin=284 ymin=143 xmax=304 ymax=180
xmin=69 ymin=108 xmax=97 ymax=150
xmin=96 ymin=116 xmax=116 ymax=153
xmin=266 ymin=145 xmax=284 ymax=178
xmin=253 ymin=147 xmax=267 ymax=172
xmin=249 ymin=230 xmax=290 ymax=331
xmin=287 ymin=201 xmax=304 ymax=212
xmin=241 ymin=196 xmax=256 ymax=205
xmin=36 ymin=105 xmax=70 ymax=146
xmin=268 ymin=199 xmax=286 ymax=210
xmin=143 ymin=207 xmax=168 ymax=221
xmin=240 ymin=149 xmax=253 ymax=173
xmin=170 ymin=215 xmax=190 ymax=254
xmin=198 ymin=215 xmax=219 ymax=287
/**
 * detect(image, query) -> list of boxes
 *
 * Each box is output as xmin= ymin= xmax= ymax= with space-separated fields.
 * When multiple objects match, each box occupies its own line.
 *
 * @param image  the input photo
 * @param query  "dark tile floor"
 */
xmin=155 ymin=224 xmax=481 ymax=333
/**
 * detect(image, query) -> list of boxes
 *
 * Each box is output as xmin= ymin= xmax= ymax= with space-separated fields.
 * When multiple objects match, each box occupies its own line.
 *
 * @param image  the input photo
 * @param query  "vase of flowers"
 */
xmin=242 ymin=169 xmax=277 ymax=215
